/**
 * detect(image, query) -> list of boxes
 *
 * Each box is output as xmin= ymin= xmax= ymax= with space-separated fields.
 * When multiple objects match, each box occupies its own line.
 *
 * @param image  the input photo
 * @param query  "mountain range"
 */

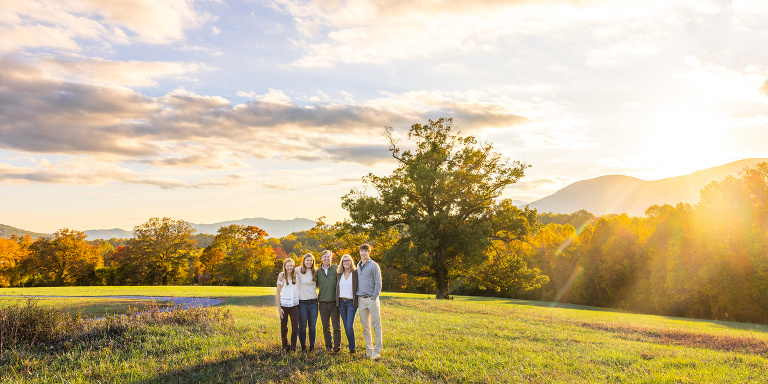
xmin=525 ymin=158 xmax=768 ymax=216
xmin=1 ymin=218 xmax=317 ymax=240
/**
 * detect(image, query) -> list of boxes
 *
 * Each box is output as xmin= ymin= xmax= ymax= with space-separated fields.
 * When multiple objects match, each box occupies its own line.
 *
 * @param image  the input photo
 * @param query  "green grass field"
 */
xmin=1 ymin=286 xmax=766 ymax=383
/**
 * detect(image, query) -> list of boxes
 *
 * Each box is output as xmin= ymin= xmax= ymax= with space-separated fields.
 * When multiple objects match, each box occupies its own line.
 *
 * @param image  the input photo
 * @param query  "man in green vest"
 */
xmin=317 ymin=249 xmax=341 ymax=353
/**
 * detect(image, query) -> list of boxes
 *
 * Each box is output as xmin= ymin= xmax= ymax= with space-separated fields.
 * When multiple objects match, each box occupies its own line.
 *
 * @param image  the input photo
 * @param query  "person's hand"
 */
xmin=278 ymin=272 xmax=284 ymax=284
xmin=279 ymin=307 xmax=284 ymax=319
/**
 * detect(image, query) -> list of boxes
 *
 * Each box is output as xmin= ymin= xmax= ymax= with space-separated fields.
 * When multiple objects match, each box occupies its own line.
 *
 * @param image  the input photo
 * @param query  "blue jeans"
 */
xmin=298 ymin=299 xmax=318 ymax=348
xmin=339 ymin=298 xmax=358 ymax=352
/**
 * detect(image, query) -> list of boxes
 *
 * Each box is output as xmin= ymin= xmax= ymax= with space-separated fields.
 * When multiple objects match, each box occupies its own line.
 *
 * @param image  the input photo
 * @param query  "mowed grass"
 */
xmin=0 ymin=286 xmax=766 ymax=383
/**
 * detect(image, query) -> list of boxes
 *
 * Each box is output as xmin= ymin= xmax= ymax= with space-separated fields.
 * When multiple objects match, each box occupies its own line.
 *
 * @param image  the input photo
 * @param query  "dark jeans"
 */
xmin=298 ymin=299 xmax=318 ymax=348
xmin=319 ymin=301 xmax=341 ymax=350
xmin=339 ymin=298 xmax=358 ymax=352
xmin=280 ymin=305 xmax=298 ymax=351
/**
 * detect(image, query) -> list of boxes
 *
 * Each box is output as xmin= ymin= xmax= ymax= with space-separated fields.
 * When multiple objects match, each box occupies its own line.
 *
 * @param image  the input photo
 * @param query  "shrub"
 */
xmin=0 ymin=299 xmax=83 ymax=349
xmin=0 ymin=299 xmax=233 ymax=351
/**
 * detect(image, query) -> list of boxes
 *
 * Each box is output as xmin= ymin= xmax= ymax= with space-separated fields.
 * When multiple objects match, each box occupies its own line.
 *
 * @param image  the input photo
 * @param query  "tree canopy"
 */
xmin=127 ymin=217 xmax=197 ymax=285
xmin=342 ymin=118 xmax=539 ymax=298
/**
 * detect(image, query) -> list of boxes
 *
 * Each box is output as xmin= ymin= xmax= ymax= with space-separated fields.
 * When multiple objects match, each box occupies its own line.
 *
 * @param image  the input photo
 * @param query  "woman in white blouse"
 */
xmin=275 ymin=258 xmax=299 ymax=352
xmin=296 ymin=253 xmax=319 ymax=351
xmin=335 ymin=253 xmax=359 ymax=354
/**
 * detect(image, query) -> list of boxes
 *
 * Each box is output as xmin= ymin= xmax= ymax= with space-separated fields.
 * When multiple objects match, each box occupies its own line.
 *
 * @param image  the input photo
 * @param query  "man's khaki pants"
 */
xmin=357 ymin=296 xmax=383 ymax=355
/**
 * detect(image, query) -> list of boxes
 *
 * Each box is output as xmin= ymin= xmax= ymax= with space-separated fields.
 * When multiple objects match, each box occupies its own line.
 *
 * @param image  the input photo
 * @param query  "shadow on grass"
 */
xmin=469 ymin=296 xmax=768 ymax=332
xmin=579 ymin=321 xmax=768 ymax=356
xmin=128 ymin=346 xmax=347 ymax=384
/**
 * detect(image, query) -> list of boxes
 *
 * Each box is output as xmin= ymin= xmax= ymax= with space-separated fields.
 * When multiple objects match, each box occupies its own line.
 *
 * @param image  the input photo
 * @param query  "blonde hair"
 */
xmin=336 ymin=254 xmax=357 ymax=274
xmin=282 ymin=258 xmax=296 ymax=285
xmin=300 ymin=253 xmax=317 ymax=282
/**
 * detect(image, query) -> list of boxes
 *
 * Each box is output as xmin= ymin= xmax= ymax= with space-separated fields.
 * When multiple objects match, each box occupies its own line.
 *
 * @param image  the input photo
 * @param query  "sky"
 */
xmin=2 ymin=0 xmax=768 ymax=233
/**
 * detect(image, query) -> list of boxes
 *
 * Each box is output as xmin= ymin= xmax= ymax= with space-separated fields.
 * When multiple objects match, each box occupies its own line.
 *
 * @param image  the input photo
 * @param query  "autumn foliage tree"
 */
xmin=342 ymin=118 xmax=540 ymax=299
xmin=200 ymin=225 xmax=275 ymax=285
xmin=0 ymin=236 xmax=29 ymax=287
xmin=26 ymin=229 xmax=101 ymax=286
xmin=125 ymin=217 xmax=197 ymax=285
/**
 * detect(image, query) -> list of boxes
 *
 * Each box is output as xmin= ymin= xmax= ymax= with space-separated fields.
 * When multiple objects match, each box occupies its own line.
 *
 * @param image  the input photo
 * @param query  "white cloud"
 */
xmin=681 ymin=58 xmax=768 ymax=103
xmin=0 ymin=0 xmax=214 ymax=53
xmin=33 ymin=56 xmax=207 ymax=87
xmin=263 ymin=181 xmax=298 ymax=190
xmin=276 ymin=0 xmax=721 ymax=67
xmin=585 ymin=41 xmax=657 ymax=68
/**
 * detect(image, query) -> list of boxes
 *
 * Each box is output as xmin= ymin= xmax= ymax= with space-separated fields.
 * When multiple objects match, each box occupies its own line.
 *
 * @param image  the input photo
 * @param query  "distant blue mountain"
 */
xmin=84 ymin=228 xmax=133 ymax=240
xmin=188 ymin=218 xmax=316 ymax=238
xmin=81 ymin=217 xmax=316 ymax=240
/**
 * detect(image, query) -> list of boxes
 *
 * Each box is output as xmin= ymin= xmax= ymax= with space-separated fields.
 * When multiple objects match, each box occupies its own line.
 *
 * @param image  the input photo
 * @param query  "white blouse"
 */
xmin=338 ymin=272 xmax=354 ymax=299
xmin=296 ymin=268 xmax=318 ymax=300
xmin=278 ymin=276 xmax=299 ymax=307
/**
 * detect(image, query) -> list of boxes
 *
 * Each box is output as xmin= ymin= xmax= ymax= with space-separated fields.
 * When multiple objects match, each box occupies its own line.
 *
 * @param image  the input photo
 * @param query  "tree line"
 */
xmin=515 ymin=162 xmax=768 ymax=324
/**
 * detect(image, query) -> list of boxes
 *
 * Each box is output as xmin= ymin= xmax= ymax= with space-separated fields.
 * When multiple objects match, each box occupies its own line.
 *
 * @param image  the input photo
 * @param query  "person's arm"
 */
xmin=275 ymin=281 xmax=284 ymax=318
xmin=372 ymin=263 xmax=382 ymax=299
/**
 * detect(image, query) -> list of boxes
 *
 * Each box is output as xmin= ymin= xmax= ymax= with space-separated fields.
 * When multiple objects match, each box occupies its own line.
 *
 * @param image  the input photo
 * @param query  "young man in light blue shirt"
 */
xmin=356 ymin=243 xmax=383 ymax=359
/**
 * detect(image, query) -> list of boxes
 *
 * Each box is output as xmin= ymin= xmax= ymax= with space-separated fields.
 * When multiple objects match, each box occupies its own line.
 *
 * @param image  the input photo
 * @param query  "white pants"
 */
xmin=357 ymin=296 xmax=383 ymax=354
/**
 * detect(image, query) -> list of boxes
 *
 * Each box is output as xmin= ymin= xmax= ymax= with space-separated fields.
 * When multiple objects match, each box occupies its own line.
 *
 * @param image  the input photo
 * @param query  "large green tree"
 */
xmin=127 ymin=217 xmax=197 ymax=285
xmin=342 ymin=118 xmax=538 ymax=299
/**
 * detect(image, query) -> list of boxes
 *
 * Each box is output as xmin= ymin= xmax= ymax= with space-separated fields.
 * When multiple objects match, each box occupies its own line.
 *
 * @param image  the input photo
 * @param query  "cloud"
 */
xmin=263 ymin=181 xmax=298 ymax=190
xmin=2 ymin=57 xmax=590 ymax=177
xmin=761 ymin=79 xmax=768 ymax=97
xmin=277 ymin=0 xmax=721 ymax=67
xmin=681 ymin=57 xmax=768 ymax=103
xmin=1 ymin=0 xmax=214 ymax=53
xmin=508 ymin=175 xmax=575 ymax=193
xmin=321 ymin=177 xmax=363 ymax=186
xmin=142 ymin=153 xmax=246 ymax=169
xmin=585 ymin=41 xmax=657 ymax=68
xmin=37 ymin=56 xmax=207 ymax=87
xmin=0 ymin=159 xmax=193 ymax=189
xmin=326 ymin=144 xmax=392 ymax=165
xmin=199 ymin=174 xmax=246 ymax=187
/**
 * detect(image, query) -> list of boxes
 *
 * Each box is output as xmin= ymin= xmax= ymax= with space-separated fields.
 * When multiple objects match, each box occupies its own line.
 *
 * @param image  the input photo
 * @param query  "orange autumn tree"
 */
xmin=27 ymin=229 xmax=101 ymax=286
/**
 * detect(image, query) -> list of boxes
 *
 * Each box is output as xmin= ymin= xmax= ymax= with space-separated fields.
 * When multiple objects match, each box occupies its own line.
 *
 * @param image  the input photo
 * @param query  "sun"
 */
xmin=641 ymin=107 xmax=731 ymax=177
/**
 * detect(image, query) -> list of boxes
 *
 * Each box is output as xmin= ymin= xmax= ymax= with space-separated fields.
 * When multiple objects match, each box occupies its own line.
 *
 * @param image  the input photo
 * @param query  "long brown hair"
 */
xmin=282 ymin=258 xmax=296 ymax=285
xmin=300 ymin=253 xmax=317 ymax=282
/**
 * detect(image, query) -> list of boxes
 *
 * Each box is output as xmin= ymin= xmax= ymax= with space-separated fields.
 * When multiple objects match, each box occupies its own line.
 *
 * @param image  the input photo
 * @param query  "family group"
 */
xmin=275 ymin=244 xmax=383 ymax=359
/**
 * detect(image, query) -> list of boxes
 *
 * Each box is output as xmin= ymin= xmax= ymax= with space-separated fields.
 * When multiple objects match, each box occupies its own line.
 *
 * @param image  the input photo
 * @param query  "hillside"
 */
xmin=528 ymin=158 xmax=768 ymax=216
xmin=0 ymin=224 xmax=50 ymax=239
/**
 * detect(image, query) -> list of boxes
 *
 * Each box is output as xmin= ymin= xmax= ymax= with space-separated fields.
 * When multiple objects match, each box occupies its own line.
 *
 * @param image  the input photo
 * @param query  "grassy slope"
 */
xmin=1 ymin=287 xmax=766 ymax=383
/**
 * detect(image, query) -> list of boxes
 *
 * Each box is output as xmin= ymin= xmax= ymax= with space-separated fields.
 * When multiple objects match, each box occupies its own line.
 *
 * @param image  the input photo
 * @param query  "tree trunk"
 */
xmin=434 ymin=268 xmax=450 ymax=299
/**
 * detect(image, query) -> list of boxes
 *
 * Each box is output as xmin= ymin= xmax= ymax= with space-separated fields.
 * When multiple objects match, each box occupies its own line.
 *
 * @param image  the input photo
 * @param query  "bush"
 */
xmin=0 ymin=299 xmax=83 ymax=348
